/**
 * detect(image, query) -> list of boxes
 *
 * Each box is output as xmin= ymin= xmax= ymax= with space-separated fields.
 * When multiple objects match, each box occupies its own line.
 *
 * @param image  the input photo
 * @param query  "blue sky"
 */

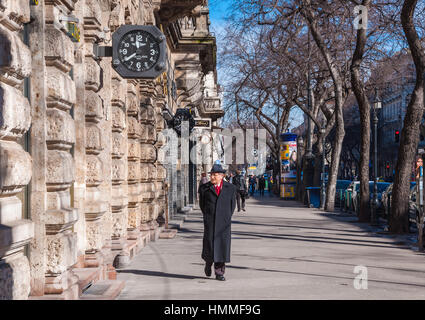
xmin=208 ymin=0 xmax=228 ymax=27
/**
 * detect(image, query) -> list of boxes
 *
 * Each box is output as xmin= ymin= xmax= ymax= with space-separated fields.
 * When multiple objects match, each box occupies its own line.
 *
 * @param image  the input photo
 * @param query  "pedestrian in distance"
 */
xmin=249 ymin=175 xmax=256 ymax=196
xmin=232 ymin=170 xmax=247 ymax=212
xmin=198 ymin=163 xmax=237 ymax=281
xmin=258 ymin=175 xmax=266 ymax=196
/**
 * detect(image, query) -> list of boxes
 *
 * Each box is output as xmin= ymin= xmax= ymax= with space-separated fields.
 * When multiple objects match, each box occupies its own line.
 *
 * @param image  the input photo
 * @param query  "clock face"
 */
xmin=117 ymin=30 xmax=160 ymax=72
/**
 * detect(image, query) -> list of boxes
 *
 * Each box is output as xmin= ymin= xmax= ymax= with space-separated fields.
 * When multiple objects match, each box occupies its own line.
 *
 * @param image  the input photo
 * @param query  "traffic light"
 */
xmin=395 ymin=130 xmax=400 ymax=143
xmin=386 ymin=162 xmax=390 ymax=169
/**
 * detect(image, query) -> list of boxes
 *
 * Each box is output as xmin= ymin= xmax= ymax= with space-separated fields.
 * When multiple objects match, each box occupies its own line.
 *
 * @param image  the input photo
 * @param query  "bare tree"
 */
xmin=390 ymin=0 xmax=425 ymax=233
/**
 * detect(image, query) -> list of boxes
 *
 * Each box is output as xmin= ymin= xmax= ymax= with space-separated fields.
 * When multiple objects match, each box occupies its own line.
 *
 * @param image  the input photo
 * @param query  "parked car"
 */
xmin=353 ymin=182 xmax=391 ymax=214
xmin=382 ymin=182 xmax=416 ymax=219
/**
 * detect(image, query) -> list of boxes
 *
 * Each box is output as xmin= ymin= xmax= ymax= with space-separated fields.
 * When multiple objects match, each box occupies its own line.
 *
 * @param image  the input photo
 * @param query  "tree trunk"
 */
xmin=350 ymin=0 xmax=371 ymax=222
xmin=390 ymin=0 xmax=425 ymax=233
xmin=313 ymin=135 xmax=324 ymax=187
xmin=302 ymin=4 xmax=346 ymax=211
xmin=325 ymin=110 xmax=345 ymax=211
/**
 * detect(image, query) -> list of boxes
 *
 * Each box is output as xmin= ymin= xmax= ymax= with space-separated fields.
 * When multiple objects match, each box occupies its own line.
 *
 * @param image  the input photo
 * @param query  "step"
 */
xmin=127 ymin=240 xmax=138 ymax=259
xmin=168 ymin=219 xmax=184 ymax=230
xmin=159 ymin=228 xmax=178 ymax=239
xmin=73 ymin=267 xmax=101 ymax=296
xmin=79 ymin=280 xmax=125 ymax=300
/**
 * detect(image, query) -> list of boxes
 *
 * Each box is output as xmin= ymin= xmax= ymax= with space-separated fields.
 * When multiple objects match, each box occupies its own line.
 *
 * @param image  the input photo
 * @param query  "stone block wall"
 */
xmin=0 ymin=0 xmax=220 ymax=299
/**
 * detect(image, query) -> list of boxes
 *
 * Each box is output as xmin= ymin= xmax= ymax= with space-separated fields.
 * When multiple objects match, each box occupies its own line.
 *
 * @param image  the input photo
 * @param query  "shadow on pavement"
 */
xmin=236 ymin=192 xmax=421 ymax=253
xmin=117 ymin=269 xmax=206 ymax=280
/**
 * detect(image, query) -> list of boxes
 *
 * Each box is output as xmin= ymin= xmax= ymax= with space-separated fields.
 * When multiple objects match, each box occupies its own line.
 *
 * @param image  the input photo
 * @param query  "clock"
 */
xmin=112 ymin=25 xmax=167 ymax=79
xmin=172 ymin=108 xmax=195 ymax=136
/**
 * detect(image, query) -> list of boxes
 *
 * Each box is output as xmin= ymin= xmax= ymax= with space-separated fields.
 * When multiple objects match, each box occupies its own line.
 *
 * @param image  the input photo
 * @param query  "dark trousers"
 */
xmin=249 ymin=184 xmax=256 ymax=195
xmin=206 ymin=261 xmax=225 ymax=275
xmin=259 ymin=188 xmax=264 ymax=196
xmin=236 ymin=191 xmax=246 ymax=211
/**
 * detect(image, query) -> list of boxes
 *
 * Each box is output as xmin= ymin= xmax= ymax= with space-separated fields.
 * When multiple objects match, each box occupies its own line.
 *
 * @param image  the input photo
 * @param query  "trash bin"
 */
xmin=306 ymin=187 xmax=321 ymax=208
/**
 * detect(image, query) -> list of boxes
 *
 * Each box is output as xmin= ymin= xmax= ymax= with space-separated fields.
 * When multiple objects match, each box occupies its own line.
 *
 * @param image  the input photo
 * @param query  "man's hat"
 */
xmin=209 ymin=163 xmax=226 ymax=174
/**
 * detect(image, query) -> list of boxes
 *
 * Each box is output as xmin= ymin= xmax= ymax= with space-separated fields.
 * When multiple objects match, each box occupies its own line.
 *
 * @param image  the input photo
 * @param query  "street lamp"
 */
xmin=320 ymin=126 xmax=326 ymax=209
xmin=371 ymin=88 xmax=382 ymax=225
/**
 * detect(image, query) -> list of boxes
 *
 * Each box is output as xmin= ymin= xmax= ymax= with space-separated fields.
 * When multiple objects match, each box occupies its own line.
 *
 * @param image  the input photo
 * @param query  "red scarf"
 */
xmin=214 ymin=180 xmax=223 ymax=196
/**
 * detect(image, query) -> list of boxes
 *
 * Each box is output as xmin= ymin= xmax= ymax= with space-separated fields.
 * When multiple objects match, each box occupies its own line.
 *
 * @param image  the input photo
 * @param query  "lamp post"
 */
xmin=371 ymin=88 xmax=382 ymax=225
xmin=297 ymin=136 xmax=304 ymax=202
xmin=320 ymin=127 xmax=326 ymax=209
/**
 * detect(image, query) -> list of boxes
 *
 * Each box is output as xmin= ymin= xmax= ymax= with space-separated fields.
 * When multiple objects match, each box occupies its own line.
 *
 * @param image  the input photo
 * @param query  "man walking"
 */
xmin=198 ymin=163 xmax=237 ymax=281
xmin=232 ymin=170 xmax=247 ymax=212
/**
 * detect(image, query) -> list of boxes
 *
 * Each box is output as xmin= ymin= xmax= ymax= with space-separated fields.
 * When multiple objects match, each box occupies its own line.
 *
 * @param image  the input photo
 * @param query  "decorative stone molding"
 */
xmin=0 ymin=83 xmax=31 ymax=139
xmin=46 ymin=66 xmax=76 ymax=111
xmin=140 ymin=102 xmax=155 ymax=125
xmin=45 ymin=231 xmax=78 ymax=274
xmin=112 ymin=132 xmax=126 ymax=159
xmin=45 ymin=0 xmax=78 ymax=12
xmin=85 ymin=90 xmax=104 ymax=123
xmin=127 ymin=116 xmax=141 ymax=139
xmin=126 ymin=94 xmax=139 ymax=118
xmin=46 ymin=108 xmax=76 ymax=151
xmin=0 ymin=24 xmax=32 ymax=86
xmin=46 ymin=150 xmax=75 ymax=192
xmin=84 ymin=57 xmax=101 ymax=92
xmin=0 ymin=141 xmax=32 ymax=196
xmin=111 ymin=77 xmax=126 ymax=108
xmin=83 ymin=0 xmax=102 ymax=33
xmin=0 ymin=0 xmax=30 ymax=31
xmin=141 ymin=144 xmax=157 ymax=163
xmin=44 ymin=26 xmax=74 ymax=73
xmin=112 ymin=106 xmax=126 ymax=133
xmin=86 ymin=155 xmax=103 ymax=187
xmin=128 ymin=161 xmax=141 ymax=184
xmin=0 ymin=219 xmax=34 ymax=257
xmin=112 ymin=158 xmax=126 ymax=184
xmin=45 ymin=207 xmax=78 ymax=235
xmin=0 ymin=253 xmax=31 ymax=299
xmin=85 ymin=124 xmax=104 ymax=155
xmin=128 ymin=139 xmax=141 ymax=161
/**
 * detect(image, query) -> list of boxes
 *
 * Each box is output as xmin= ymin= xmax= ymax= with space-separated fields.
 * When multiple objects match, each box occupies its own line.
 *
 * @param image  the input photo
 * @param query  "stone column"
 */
xmin=139 ymin=81 xmax=159 ymax=239
xmin=139 ymin=96 xmax=156 ymax=239
xmin=155 ymin=93 xmax=167 ymax=227
xmin=127 ymin=81 xmax=144 ymax=249
xmin=110 ymin=75 xmax=129 ymax=267
xmin=82 ymin=1 xmax=108 ymax=272
xmin=0 ymin=0 xmax=34 ymax=299
xmin=42 ymin=0 xmax=79 ymax=299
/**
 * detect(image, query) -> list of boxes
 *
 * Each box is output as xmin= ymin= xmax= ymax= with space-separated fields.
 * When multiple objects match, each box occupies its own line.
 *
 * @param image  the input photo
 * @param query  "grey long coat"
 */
xmin=199 ymin=181 xmax=237 ymax=263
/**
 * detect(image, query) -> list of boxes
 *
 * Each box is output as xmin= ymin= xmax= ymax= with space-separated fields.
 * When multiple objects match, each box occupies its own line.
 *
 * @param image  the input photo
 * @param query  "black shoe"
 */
xmin=204 ymin=264 xmax=212 ymax=277
xmin=237 ymin=209 xmax=241 ymax=212
xmin=242 ymin=208 xmax=246 ymax=212
xmin=215 ymin=274 xmax=225 ymax=281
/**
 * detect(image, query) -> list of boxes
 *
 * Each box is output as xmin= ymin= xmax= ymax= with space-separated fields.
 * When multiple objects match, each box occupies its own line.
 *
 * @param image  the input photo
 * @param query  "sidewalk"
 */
xmin=116 ymin=193 xmax=425 ymax=299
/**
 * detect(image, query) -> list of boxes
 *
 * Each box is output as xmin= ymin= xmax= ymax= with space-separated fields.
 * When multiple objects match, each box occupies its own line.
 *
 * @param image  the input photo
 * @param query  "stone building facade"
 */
xmin=0 ymin=0 xmax=223 ymax=300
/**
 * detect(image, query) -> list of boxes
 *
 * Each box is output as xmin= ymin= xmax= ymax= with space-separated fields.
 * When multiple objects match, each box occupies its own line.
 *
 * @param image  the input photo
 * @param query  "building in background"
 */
xmin=0 ymin=0 xmax=222 ymax=300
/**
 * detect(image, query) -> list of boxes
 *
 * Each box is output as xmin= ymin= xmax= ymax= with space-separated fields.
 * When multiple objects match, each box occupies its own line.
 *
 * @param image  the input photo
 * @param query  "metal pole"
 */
xmin=278 ymin=109 xmax=282 ymax=197
xmin=371 ymin=107 xmax=378 ymax=225
xmin=320 ymin=127 xmax=326 ymax=209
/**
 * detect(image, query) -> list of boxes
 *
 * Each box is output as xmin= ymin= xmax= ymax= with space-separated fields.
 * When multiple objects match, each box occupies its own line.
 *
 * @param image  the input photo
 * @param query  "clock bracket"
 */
xmin=93 ymin=43 xmax=113 ymax=59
